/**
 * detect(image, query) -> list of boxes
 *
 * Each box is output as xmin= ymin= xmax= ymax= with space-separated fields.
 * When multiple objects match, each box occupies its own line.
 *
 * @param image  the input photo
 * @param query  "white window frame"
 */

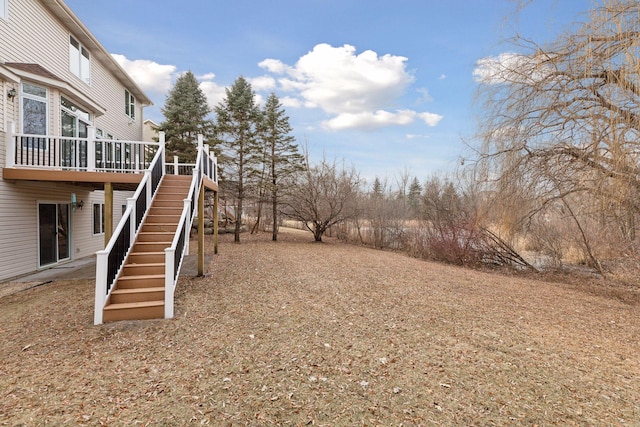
xmin=93 ymin=203 xmax=105 ymax=235
xmin=0 ymin=0 xmax=8 ymax=20
xmin=125 ymin=90 xmax=136 ymax=120
xmin=61 ymin=96 xmax=92 ymax=136
xmin=21 ymin=82 xmax=49 ymax=150
xmin=69 ymin=35 xmax=91 ymax=85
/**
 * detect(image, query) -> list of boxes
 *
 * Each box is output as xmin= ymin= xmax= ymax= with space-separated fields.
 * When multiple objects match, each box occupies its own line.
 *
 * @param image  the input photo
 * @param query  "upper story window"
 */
xmin=69 ymin=36 xmax=91 ymax=85
xmin=21 ymin=82 xmax=48 ymax=136
xmin=1 ymin=0 xmax=8 ymax=20
xmin=125 ymin=90 xmax=136 ymax=120
xmin=61 ymin=97 xmax=91 ymax=139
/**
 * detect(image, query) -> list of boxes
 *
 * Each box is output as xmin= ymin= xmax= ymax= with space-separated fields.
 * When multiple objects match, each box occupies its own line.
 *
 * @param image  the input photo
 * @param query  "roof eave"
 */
xmin=39 ymin=0 xmax=153 ymax=106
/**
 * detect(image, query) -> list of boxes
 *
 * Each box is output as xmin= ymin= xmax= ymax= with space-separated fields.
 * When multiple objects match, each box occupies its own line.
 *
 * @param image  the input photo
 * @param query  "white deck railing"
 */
xmin=5 ymin=121 xmax=160 ymax=173
xmin=164 ymin=136 xmax=216 ymax=319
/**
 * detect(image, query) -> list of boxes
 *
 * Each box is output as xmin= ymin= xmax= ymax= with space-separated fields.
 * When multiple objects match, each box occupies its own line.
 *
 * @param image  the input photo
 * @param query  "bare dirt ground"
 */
xmin=1 ymin=229 xmax=638 ymax=426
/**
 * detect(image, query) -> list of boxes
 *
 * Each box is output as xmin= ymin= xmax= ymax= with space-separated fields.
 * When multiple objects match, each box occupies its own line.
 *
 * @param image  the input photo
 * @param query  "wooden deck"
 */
xmin=2 ymin=167 xmax=143 ymax=191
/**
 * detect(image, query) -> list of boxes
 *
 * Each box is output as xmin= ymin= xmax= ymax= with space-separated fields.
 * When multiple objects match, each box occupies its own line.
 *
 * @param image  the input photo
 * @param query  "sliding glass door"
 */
xmin=38 ymin=203 xmax=70 ymax=267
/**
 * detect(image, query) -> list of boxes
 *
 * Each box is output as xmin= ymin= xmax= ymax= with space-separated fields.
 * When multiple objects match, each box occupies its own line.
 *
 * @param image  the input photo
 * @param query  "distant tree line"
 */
xmin=158 ymin=0 xmax=640 ymax=285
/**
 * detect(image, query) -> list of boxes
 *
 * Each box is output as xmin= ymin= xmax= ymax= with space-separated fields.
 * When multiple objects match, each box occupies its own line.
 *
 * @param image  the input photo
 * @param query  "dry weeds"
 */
xmin=1 ymin=229 xmax=638 ymax=426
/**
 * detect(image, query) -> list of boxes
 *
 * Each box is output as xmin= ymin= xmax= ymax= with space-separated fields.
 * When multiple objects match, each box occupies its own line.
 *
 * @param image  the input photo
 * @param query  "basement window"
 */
xmin=93 ymin=203 xmax=105 ymax=235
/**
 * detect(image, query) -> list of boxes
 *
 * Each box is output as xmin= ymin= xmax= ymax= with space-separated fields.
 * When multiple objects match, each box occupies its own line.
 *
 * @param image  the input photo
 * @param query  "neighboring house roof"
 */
xmin=39 ymin=0 xmax=153 ymax=107
xmin=144 ymin=119 xmax=160 ymax=128
xmin=3 ymin=62 xmax=107 ymax=116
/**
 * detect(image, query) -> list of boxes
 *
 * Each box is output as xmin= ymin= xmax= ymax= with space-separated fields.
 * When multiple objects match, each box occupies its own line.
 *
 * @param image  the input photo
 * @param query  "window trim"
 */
xmin=125 ymin=89 xmax=136 ymax=120
xmin=20 ymin=82 xmax=49 ymax=145
xmin=92 ymin=203 xmax=105 ymax=235
xmin=69 ymin=35 xmax=91 ymax=85
xmin=0 ymin=0 xmax=8 ymax=20
xmin=61 ymin=96 xmax=92 ymax=137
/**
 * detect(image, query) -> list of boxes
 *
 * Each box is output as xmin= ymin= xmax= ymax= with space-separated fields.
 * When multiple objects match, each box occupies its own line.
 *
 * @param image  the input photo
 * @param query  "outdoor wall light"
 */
xmin=71 ymin=193 xmax=84 ymax=212
xmin=7 ymin=88 xmax=17 ymax=100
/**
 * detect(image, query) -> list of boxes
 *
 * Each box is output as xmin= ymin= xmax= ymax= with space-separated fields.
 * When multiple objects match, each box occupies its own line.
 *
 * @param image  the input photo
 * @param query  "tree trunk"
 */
xmin=313 ymin=223 xmax=324 ymax=242
xmin=235 ymin=148 xmax=244 ymax=243
xmin=234 ymin=198 xmax=242 ymax=243
xmin=251 ymin=201 xmax=262 ymax=234
xmin=235 ymin=177 xmax=243 ymax=243
xmin=272 ymin=185 xmax=278 ymax=241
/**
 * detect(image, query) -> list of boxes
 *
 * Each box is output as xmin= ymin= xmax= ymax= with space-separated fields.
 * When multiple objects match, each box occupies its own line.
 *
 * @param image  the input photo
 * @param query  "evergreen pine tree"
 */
xmin=260 ymin=93 xmax=304 ymax=241
xmin=408 ymin=177 xmax=422 ymax=216
xmin=372 ymin=177 xmax=384 ymax=199
xmin=214 ymin=76 xmax=262 ymax=243
xmin=160 ymin=71 xmax=213 ymax=162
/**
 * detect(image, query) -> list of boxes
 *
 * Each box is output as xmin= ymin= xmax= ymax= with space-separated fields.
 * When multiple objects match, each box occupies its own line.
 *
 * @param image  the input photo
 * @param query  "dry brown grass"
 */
xmin=1 ymin=229 xmax=639 ymax=426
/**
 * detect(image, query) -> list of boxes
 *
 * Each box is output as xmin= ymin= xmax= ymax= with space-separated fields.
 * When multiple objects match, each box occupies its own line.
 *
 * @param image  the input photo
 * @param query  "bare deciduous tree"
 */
xmin=282 ymin=157 xmax=361 ymax=242
xmin=474 ymin=0 xmax=640 ymax=271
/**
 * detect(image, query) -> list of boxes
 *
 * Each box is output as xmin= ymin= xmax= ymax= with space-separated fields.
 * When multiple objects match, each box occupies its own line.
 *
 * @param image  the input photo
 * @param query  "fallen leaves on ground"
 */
xmin=1 ymin=230 xmax=638 ymax=425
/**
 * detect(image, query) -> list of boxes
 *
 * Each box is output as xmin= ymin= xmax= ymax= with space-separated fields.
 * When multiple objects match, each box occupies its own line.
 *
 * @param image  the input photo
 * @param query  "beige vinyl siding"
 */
xmin=0 ymin=183 xmax=38 ymax=278
xmin=0 ymin=180 xmax=132 ymax=282
xmin=0 ymin=0 xmax=144 ymax=140
xmin=92 ymin=65 xmax=142 ymax=141
xmin=73 ymin=189 xmax=132 ymax=255
xmin=0 ymin=81 xmax=4 ymax=132
xmin=1 ymin=2 xmax=73 ymax=85
xmin=0 ymin=80 xmax=17 ymax=168
xmin=0 ymin=130 xmax=4 ymax=167
xmin=0 ymin=0 xmax=146 ymax=281
xmin=1 ymin=79 xmax=18 ymax=135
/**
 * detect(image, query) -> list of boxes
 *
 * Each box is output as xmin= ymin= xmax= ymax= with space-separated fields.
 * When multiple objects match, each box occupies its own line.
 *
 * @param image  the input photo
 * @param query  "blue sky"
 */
xmin=65 ymin=0 xmax=590 ymax=184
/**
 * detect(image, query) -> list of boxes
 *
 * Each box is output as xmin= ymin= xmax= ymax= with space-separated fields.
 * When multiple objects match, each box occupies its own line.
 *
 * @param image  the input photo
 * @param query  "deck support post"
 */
xmin=104 ymin=182 xmax=113 ymax=247
xmin=198 ymin=181 xmax=205 ymax=276
xmin=213 ymin=190 xmax=219 ymax=255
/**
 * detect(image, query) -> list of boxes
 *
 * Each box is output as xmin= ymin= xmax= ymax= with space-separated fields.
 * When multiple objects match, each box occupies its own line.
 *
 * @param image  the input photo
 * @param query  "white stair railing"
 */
xmin=94 ymin=132 xmax=217 ymax=323
xmin=164 ymin=136 xmax=217 ymax=318
xmin=93 ymin=134 xmax=166 ymax=325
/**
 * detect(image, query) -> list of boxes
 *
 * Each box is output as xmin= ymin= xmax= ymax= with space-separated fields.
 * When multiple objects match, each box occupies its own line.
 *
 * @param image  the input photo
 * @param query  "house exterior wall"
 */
xmin=143 ymin=119 xmax=159 ymax=142
xmin=0 ymin=0 xmax=149 ymax=282
xmin=0 ymin=0 xmax=145 ymax=140
xmin=0 ymin=181 xmax=129 ymax=280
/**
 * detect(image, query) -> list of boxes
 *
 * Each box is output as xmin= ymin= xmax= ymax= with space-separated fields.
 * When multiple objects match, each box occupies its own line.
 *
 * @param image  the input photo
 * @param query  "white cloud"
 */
xmin=259 ymin=43 xmax=442 ymax=131
xmin=262 ymin=43 xmax=413 ymax=114
xmin=253 ymin=93 xmax=265 ymax=107
xmin=473 ymin=52 xmax=551 ymax=85
xmin=258 ymin=58 xmax=288 ymax=74
xmin=323 ymin=109 xmax=442 ymax=131
xmin=111 ymin=54 xmax=176 ymax=96
xmin=406 ymin=134 xmax=430 ymax=140
xmin=249 ymin=75 xmax=276 ymax=91
xmin=438 ymin=74 xmax=447 ymax=80
xmin=416 ymin=87 xmax=433 ymax=103
xmin=281 ymin=96 xmax=302 ymax=108
xmin=198 ymin=73 xmax=227 ymax=108
xmin=198 ymin=72 xmax=216 ymax=81
xmin=418 ymin=112 xmax=443 ymax=126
